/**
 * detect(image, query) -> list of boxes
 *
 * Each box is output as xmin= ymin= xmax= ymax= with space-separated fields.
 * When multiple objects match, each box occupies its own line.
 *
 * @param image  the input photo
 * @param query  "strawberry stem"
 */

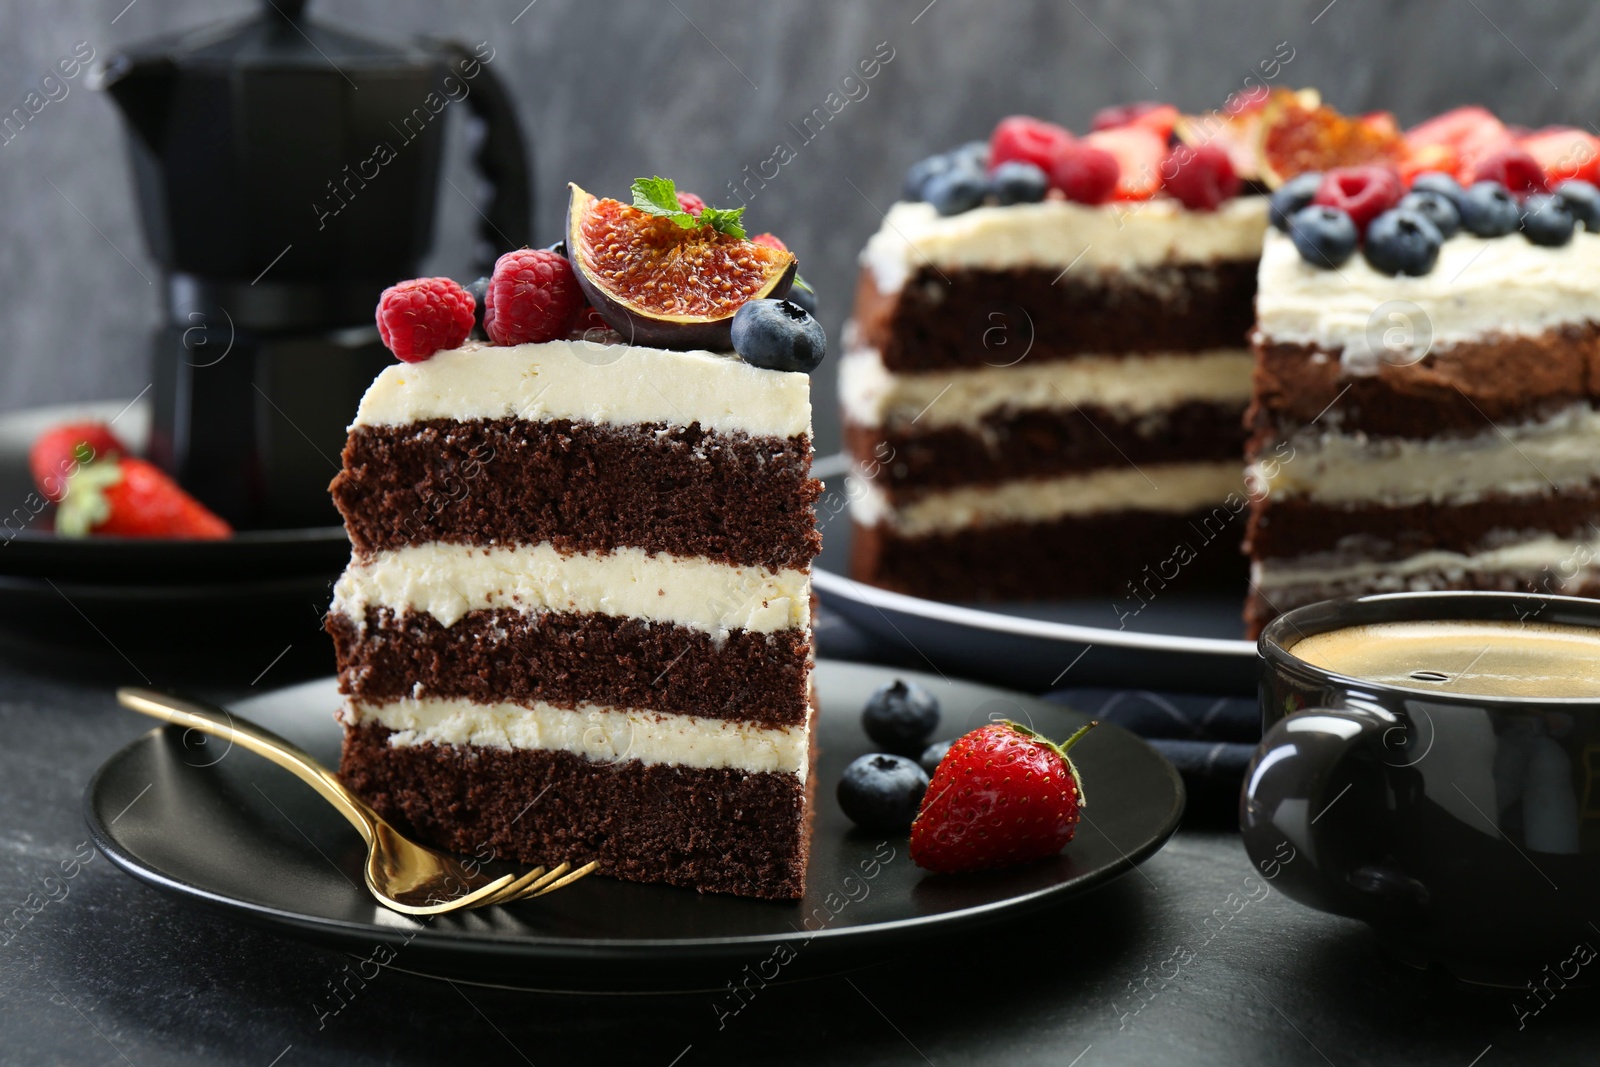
xmin=1059 ymin=720 xmax=1099 ymax=753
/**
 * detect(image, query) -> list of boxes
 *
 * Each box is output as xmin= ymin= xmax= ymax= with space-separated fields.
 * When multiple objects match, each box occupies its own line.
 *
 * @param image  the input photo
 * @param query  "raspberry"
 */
xmin=676 ymin=191 xmax=706 ymax=215
xmin=1162 ymin=143 xmax=1240 ymax=211
xmin=750 ymin=232 xmax=789 ymax=252
xmin=375 ymin=277 xmax=475 ymax=363
xmin=1048 ymin=142 xmax=1120 ymax=205
xmin=1473 ymin=147 xmax=1549 ymax=195
xmin=1312 ymin=166 xmax=1402 ymax=234
xmin=989 ymin=115 xmax=1074 ymax=173
xmin=483 ymin=248 xmax=585 ymax=347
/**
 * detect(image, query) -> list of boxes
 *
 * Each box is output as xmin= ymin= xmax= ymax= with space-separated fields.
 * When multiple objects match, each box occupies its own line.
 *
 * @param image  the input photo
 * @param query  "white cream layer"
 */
xmin=331 ymin=542 xmax=809 ymax=636
xmin=1253 ymin=531 xmax=1600 ymax=595
xmin=352 ymin=340 xmax=812 ymax=439
xmin=851 ymin=461 xmax=1244 ymax=536
xmin=861 ymin=196 xmax=1269 ymax=294
xmin=838 ymin=346 xmax=1253 ymax=431
xmin=1255 ymin=228 xmax=1600 ymax=353
xmin=1252 ymin=404 xmax=1600 ymax=507
xmin=344 ymin=696 xmax=808 ymax=779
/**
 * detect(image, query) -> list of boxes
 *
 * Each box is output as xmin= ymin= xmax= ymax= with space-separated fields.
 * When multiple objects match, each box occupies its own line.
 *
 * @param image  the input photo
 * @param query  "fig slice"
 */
xmin=565 ymin=183 xmax=796 ymax=351
xmin=1255 ymin=92 xmax=1406 ymax=189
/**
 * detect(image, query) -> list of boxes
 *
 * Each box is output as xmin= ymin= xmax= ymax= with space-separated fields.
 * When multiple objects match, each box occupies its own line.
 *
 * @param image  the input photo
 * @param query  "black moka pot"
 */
xmin=95 ymin=0 xmax=530 ymax=528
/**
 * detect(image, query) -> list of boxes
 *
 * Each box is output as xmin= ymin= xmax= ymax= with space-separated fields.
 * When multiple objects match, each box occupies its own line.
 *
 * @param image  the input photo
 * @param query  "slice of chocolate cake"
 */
xmin=1244 ymin=109 xmax=1600 ymax=636
xmin=842 ymin=108 xmax=1268 ymax=602
xmin=327 ymin=184 xmax=824 ymax=899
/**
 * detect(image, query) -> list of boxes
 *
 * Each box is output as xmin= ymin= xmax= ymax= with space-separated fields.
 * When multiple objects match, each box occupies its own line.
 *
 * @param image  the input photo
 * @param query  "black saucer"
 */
xmin=86 ymin=662 xmax=1184 ymax=992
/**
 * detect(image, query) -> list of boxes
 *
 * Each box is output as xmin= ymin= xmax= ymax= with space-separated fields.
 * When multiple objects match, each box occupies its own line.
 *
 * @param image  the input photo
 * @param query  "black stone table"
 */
xmin=3 ymin=616 xmax=1595 ymax=1066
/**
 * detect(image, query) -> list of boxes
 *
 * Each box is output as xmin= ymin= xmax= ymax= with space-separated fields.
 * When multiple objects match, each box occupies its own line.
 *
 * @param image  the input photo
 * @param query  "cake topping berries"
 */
xmin=906 ymin=103 xmax=1249 ymax=216
xmin=1047 ymin=141 xmax=1120 ymax=206
xmin=1162 ymin=143 xmax=1240 ymax=212
xmin=988 ymin=115 xmax=1074 ymax=173
xmin=1311 ymin=165 xmax=1402 ymax=233
xmin=483 ymin=248 xmax=586 ymax=347
xmin=911 ymin=720 xmax=1098 ymax=874
xmin=1363 ymin=208 xmax=1443 ymax=276
xmin=375 ymin=277 xmax=476 ymax=363
xmin=729 ymin=298 xmax=826 ymax=373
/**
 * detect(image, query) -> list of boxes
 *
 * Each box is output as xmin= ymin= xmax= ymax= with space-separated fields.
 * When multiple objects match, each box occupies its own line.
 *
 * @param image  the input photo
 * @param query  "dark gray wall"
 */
xmin=4 ymin=0 xmax=1599 ymax=451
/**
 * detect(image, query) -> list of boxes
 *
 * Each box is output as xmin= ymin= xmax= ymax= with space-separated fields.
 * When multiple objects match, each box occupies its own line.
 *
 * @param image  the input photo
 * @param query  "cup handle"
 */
xmin=1240 ymin=703 xmax=1431 ymax=922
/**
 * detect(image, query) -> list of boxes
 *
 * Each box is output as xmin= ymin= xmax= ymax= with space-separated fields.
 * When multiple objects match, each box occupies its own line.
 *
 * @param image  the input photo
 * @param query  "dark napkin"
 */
xmin=814 ymin=603 xmax=1263 ymax=793
xmin=1042 ymin=687 xmax=1261 ymax=782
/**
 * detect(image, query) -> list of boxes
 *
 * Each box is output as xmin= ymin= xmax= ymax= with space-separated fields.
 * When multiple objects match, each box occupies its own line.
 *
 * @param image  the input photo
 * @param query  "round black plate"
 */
xmin=0 ymin=399 xmax=348 ymax=582
xmin=85 ymin=661 xmax=1183 ymax=991
xmin=812 ymin=454 xmax=1256 ymax=695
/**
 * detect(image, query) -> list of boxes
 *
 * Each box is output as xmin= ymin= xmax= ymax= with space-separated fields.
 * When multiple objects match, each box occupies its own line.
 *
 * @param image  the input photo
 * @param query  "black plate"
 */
xmin=812 ymin=454 xmax=1257 ymax=695
xmin=0 ymin=399 xmax=348 ymax=582
xmin=85 ymin=662 xmax=1183 ymax=991
xmin=0 ymin=572 xmax=337 ymax=679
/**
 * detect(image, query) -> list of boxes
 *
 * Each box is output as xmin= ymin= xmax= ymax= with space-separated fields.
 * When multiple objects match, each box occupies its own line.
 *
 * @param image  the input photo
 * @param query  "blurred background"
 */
xmin=4 ymin=0 xmax=1598 ymax=453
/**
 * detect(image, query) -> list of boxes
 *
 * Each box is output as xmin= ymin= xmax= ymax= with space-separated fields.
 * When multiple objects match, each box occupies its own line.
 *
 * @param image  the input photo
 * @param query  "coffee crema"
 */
xmin=1287 ymin=619 xmax=1600 ymax=699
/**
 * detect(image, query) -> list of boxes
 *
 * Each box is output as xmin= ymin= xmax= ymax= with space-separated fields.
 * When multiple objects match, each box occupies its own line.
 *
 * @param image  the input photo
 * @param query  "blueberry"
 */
xmin=1457 ymin=181 xmax=1520 ymax=237
xmin=1268 ymin=172 xmax=1323 ymax=232
xmin=919 ymin=739 xmax=951 ymax=777
xmin=1398 ymin=190 xmax=1461 ymax=239
xmin=1363 ymin=208 xmax=1443 ymax=276
xmin=730 ymin=299 xmax=826 ymax=373
xmin=862 ymin=678 xmax=940 ymax=754
xmin=543 ymin=240 xmax=567 ymax=257
xmin=1286 ymin=205 xmax=1358 ymax=268
xmin=1409 ymin=172 xmax=1466 ymax=210
xmin=786 ymin=274 xmax=819 ymax=316
xmin=924 ymin=163 xmax=988 ymax=216
xmin=903 ymin=153 xmax=956 ymax=201
xmin=1520 ymin=193 xmax=1576 ymax=247
xmin=464 ymin=276 xmax=490 ymax=337
xmin=989 ymin=161 xmax=1049 ymax=206
xmin=837 ymin=754 xmax=929 ymax=833
xmin=953 ymin=140 xmax=991 ymax=169
xmin=1556 ymin=180 xmax=1600 ymax=231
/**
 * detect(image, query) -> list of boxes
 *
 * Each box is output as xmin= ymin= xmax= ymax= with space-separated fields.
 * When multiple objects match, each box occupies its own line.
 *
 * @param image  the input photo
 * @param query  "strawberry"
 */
xmin=1404 ymin=106 xmax=1513 ymax=184
xmin=911 ymin=719 xmax=1098 ymax=873
xmin=1083 ymin=126 xmax=1166 ymax=200
xmin=55 ymin=457 xmax=231 ymax=540
xmin=1518 ymin=127 xmax=1600 ymax=187
xmin=30 ymin=423 xmax=125 ymax=503
xmin=1473 ymin=147 xmax=1549 ymax=195
xmin=1091 ymin=101 xmax=1180 ymax=141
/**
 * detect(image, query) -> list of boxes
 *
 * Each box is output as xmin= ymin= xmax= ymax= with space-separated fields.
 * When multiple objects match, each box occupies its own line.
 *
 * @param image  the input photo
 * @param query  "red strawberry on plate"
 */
xmin=911 ymin=719 xmax=1098 ymax=874
xmin=30 ymin=422 xmax=126 ymax=503
xmin=55 ymin=457 xmax=231 ymax=540
xmin=1083 ymin=126 xmax=1166 ymax=200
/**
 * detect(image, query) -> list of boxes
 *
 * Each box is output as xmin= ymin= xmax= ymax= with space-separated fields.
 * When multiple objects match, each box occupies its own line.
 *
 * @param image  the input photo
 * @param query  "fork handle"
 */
xmin=116 ymin=687 xmax=379 ymax=845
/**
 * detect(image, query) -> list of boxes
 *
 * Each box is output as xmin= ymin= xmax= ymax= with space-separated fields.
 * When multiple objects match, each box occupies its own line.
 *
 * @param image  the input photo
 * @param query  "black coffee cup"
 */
xmin=1241 ymin=590 xmax=1600 ymax=983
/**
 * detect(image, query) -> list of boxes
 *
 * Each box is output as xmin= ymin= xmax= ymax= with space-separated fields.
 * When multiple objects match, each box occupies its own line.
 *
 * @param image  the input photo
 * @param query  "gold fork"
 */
xmin=116 ymin=687 xmax=596 ymax=915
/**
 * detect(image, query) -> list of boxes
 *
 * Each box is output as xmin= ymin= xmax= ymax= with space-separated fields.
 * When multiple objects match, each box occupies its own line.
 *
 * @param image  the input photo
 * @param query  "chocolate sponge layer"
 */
xmin=328 ymin=607 xmax=811 ymax=728
xmin=331 ymin=417 xmax=821 ymax=571
xmin=340 ymin=722 xmax=810 ymax=899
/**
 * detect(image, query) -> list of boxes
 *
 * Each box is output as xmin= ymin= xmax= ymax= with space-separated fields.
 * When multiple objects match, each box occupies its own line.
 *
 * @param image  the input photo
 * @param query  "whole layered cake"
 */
xmin=1244 ymin=104 xmax=1600 ymax=634
xmin=843 ymin=101 xmax=1269 ymax=601
xmin=326 ymin=179 xmax=826 ymax=898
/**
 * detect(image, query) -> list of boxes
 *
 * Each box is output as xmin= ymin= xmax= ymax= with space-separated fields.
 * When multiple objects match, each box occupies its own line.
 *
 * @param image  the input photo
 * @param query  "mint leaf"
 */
xmin=631 ymin=176 xmax=684 ymax=216
xmin=698 ymin=206 xmax=747 ymax=239
xmin=630 ymin=176 xmax=746 ymax=237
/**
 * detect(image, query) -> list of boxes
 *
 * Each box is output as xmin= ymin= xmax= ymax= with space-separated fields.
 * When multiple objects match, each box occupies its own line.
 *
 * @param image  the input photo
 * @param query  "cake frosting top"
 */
xmin=861 ymin=196 xmax=1270 ymax=294
xmin=1255 ymin=226 xmax=1600 ymax=351
xmin=353 ymin=339 xmax=812 ymax=439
